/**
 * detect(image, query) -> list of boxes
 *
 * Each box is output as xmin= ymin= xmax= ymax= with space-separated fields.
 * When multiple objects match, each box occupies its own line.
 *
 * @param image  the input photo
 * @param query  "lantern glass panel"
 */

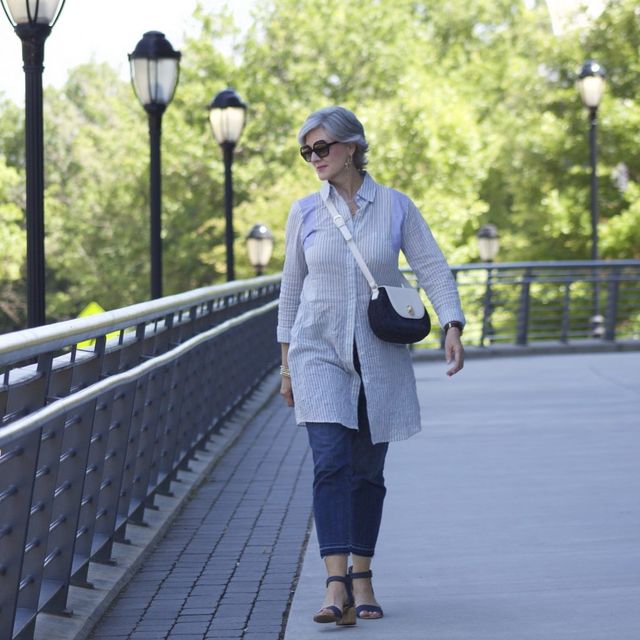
xmin=130 ymin=58 xmax=179 ymax=106
xmin=247 ymin=236 xmax=274 ymax=268
xmin=209 ymin=106 xmax=246 ymax=144
xmin=478 ymin=237 xmax=499 ymax=262
xmin=578 ymin=75 xmax=605 ymax=109
xmin=6 ymin=0 xmax=62 ymax=23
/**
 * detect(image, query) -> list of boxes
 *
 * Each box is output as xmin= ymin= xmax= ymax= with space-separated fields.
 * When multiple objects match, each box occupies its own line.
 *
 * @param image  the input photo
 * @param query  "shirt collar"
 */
xmin=358 ymin=172 xmax=376 ymax=203
xmin=319 ymin=172 xmax=377 ymax=203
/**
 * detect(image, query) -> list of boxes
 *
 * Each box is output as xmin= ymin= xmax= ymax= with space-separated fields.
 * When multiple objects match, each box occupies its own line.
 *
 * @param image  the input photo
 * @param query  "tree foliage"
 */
xmin=0 ymin=0 xmax=638 ymax=332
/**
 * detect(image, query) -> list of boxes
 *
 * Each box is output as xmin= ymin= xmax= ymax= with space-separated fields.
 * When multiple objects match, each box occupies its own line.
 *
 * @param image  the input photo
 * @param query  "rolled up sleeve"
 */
xmin=401 ymin=199 xmax=465 ymax=328
xmin=277 ymin=202 xmax=308 ymax=343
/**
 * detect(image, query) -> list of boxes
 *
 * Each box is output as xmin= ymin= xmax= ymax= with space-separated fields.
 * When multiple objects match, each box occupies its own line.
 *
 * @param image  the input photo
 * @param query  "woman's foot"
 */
xmin=313 ymin=576 xmax=356 ymax=625
xmin=349 ymin=568 xmax=384 ymax=619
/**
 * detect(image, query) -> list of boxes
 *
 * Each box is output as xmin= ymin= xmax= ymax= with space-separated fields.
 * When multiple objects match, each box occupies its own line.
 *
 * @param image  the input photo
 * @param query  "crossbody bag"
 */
xmin=324 ymin=196 xmax=431 ymax=344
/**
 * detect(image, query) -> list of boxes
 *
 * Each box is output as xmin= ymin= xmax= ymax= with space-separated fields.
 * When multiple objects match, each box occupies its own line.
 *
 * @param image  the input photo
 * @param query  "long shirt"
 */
xmin=277 ymin=173 xmax=465 ymax=444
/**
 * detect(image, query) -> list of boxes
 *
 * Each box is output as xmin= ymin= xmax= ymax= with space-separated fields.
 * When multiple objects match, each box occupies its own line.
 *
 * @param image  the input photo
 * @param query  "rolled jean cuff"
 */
xmin=319 ymin=545 xmax=351 ymax=558
xmin=350 ymin=544 xmax=375 ymax=558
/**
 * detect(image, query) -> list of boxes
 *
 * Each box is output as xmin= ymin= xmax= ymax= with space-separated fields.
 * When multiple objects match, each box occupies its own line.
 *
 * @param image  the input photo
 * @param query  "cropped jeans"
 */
xmin=306 ymin=349 xmax=389 ymax=558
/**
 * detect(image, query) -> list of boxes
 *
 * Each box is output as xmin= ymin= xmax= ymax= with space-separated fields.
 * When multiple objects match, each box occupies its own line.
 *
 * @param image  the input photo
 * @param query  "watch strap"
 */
xmin=443 ymin=320 xmax=464 ymax=335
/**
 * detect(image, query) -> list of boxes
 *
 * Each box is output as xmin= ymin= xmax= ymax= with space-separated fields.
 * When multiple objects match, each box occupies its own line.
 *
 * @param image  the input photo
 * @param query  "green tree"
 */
xmin=0 ymin=155 xmax=25 ymax=328
xmin=43 ymin=63 xmax=150 ymax=318
xmin=1 ymin=0 xmax=639 ymax=335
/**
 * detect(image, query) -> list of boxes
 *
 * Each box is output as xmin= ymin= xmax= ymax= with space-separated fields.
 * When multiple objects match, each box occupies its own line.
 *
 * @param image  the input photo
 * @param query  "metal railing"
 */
xmin=0 ymin=260 xmax=638 ymax=639
xmin=0 ymin=276 xmax=280 ymax=640
xmin=404 ymin=260 xmax=640 ymax=349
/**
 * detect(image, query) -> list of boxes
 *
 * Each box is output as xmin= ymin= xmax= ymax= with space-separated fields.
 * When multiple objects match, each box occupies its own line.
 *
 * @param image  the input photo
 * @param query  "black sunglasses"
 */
xmin=299 ymin=140 xmax=340 ymax=162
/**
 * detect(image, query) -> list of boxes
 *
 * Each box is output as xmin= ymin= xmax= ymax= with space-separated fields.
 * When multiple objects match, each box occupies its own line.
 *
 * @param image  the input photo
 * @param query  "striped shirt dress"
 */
xmin=277 ymin=173 xmax=465 ymax=444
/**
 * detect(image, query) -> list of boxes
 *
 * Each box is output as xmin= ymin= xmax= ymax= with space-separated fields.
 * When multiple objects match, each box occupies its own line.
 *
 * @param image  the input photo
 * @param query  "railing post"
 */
xmin=155 ymin=355 xmax=185 ymax=495
xmin=92 ymin=380 xmax=138 ymax=561
xmin=560 ymin=280 xmax=572 ymax=343
xmin=129 ymin=368 xmax=166 ymax=523
xmin=0 ymin=430 xmax=41 ymax=640
xmin=71 ymin=393 xmax=112 ymax=588
xmin=42 ymin=400 xmax=98 ymax=616
xmin=114 ymin=375 xmax=148 ymax=531
xmin=480 ymin=267 xmax=494 ymax=347
xmin=604 ymin=269 xmax=620 ymax=341
xmin=516 ymin=268 xmax=532 ymax=346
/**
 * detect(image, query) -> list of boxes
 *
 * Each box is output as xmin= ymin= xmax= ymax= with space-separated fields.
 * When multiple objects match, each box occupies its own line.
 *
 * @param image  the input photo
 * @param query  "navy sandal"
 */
xmin=313 ymin=575 xmax=356 ymax=625
xmin=348 ymin=567 xmax=384 ymax=619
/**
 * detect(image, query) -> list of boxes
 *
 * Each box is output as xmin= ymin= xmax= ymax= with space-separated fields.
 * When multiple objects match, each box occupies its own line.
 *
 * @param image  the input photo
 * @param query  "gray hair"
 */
xmin=298 ymin=106 xmax=369 ymax=170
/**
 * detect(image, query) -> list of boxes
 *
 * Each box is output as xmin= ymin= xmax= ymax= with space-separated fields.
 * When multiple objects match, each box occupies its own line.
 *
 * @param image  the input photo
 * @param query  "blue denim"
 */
xmin=306 ymin=357 xmax=389 ymax=558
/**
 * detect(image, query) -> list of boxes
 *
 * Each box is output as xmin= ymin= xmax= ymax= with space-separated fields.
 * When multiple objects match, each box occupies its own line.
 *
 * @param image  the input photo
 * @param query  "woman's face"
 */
xmin=303 ymin=127 xmax=354 ymax=182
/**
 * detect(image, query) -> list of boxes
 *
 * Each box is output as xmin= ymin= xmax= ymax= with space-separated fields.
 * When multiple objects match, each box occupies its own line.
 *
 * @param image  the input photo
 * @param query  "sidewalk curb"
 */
xmin=412 ymin=339 xmax=640 ymax=361
xmin=33 ymin=371 xmax=281 ymax=640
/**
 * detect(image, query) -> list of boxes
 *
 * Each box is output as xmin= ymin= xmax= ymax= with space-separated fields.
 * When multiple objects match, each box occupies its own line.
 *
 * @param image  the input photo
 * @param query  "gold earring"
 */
xmin=345 ymin=156 xmax=353 ymax=169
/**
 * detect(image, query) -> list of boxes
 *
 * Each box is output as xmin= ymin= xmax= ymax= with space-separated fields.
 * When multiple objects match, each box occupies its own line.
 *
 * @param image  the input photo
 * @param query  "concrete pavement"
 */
xmin=84 ymin=374 xmax=313 ymax=640
xmin=284 ymin=352 xmax=640 ymax=639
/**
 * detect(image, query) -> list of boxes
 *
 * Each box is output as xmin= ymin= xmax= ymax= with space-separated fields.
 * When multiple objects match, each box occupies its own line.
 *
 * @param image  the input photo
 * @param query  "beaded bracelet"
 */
xmin=280 ymin=365 xmax=291 ymax=378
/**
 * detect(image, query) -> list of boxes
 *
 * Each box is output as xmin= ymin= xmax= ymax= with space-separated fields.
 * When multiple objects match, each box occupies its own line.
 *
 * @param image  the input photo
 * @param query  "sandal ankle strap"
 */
xmin=348 ymin=567 xmax=373 ymax=580
xmin=326 ymin=575 xmax=354 ymax=605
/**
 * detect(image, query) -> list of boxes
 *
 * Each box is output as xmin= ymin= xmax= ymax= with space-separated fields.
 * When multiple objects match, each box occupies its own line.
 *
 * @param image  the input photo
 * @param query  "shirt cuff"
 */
xmin=277 ymin=327 xmax=291 ymax=343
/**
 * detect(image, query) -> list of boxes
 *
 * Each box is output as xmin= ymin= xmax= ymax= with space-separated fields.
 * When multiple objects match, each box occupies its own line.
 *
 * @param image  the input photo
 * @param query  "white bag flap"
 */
xmin=381 ymin=286 xmax=425 ymax=320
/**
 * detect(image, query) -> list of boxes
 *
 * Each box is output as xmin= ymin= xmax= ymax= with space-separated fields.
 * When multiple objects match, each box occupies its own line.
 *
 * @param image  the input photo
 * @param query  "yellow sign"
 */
xmin=77 ymin=302 xmax=118 ymax=349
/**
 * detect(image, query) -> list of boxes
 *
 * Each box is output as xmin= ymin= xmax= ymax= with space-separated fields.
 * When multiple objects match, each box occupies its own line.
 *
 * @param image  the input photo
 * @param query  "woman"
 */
xmin=277 ymin=106 xmax=465 ymax=625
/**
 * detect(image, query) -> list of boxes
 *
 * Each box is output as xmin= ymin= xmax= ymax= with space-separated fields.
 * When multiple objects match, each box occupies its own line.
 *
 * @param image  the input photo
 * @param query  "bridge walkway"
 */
xmin=286 ymin=351 xmax=640 ymax=639
xmin=82 ymin=375 xmax=312 ymax=640
xmin=59 ymin=351 xmax=639 ymax=640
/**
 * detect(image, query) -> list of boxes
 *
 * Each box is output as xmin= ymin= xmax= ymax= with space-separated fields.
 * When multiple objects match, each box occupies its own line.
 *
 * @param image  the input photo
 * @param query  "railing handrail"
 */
xmin=0 ymin=274 xmax=281 ymax=366
xmin=0 ymin=300 xmax=278 ymax=449
xmin=448 ymin=259 xmax=640 ymax=271
xmin=2 ymin=259 xmax=638 ymax=368
xmin=3 ymin=261 xmax=638 ymax=362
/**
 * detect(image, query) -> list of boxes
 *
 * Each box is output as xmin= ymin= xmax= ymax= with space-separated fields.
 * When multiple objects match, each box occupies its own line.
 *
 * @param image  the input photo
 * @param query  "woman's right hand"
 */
xmin=280 ymin=375 xmax=294 ymax=407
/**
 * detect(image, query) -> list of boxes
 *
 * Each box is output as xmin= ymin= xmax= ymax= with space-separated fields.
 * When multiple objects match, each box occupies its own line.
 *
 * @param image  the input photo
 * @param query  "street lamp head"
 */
xmin=246 ymin=223 xmax=274 ymax=273
xmin=209 ymin=88 xmax=247 ymax=146
xmin=476 ymin=223 xmax=500 ymax=262
xmin=577 ymin=60 xmax=606 ymax=110
xmin=1 ymin=0 xmax=65 ymax=26
xmin=129 ymin=31 xmax=181 ymax=111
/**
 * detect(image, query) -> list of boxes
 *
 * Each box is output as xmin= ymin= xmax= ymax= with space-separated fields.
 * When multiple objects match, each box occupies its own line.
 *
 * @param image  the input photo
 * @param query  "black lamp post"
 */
xmin=477 ymin=224 xmax=499 ymax=346
xmin=209 ymin=88 xmax=247 ymax=282
xmin=246 ymin=223 xmax=274 ymax=276
xmin=1 ymin=0 xmax=66 ymax=327
xmin=577 ymin=60 xmax=606 ymax=336
xmin=129 ymin=31 xmax=181 ymax=300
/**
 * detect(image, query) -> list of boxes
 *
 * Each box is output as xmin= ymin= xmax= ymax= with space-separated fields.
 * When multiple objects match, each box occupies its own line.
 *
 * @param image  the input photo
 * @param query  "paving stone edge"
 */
xmin=33 ymin=370 xmax=282 ymax=640
xmin=412 ymin=339 xmax=640 ymax=361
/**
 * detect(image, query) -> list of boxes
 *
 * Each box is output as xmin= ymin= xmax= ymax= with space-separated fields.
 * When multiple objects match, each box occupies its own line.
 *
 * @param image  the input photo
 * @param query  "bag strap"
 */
xmin=324 ymin=195 xmax=380 ymax=296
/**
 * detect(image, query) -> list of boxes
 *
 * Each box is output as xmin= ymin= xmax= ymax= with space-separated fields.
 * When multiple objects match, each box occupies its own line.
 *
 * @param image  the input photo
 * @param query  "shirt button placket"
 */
xmin=341 ymin=197 xmax=357 ymax=366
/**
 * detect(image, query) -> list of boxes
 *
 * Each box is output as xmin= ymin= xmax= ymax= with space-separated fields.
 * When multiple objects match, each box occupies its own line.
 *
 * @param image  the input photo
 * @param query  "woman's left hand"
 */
xmin=444 ymin=328 xmax=464 ymax=377
xmin=280 ymin=374 xmax=294 ymax=406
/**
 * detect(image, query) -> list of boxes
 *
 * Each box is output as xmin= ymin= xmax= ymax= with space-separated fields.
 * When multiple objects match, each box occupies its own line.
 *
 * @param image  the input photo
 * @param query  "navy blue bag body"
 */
xmin=368 ymin=285 xmax=431 ymax=344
